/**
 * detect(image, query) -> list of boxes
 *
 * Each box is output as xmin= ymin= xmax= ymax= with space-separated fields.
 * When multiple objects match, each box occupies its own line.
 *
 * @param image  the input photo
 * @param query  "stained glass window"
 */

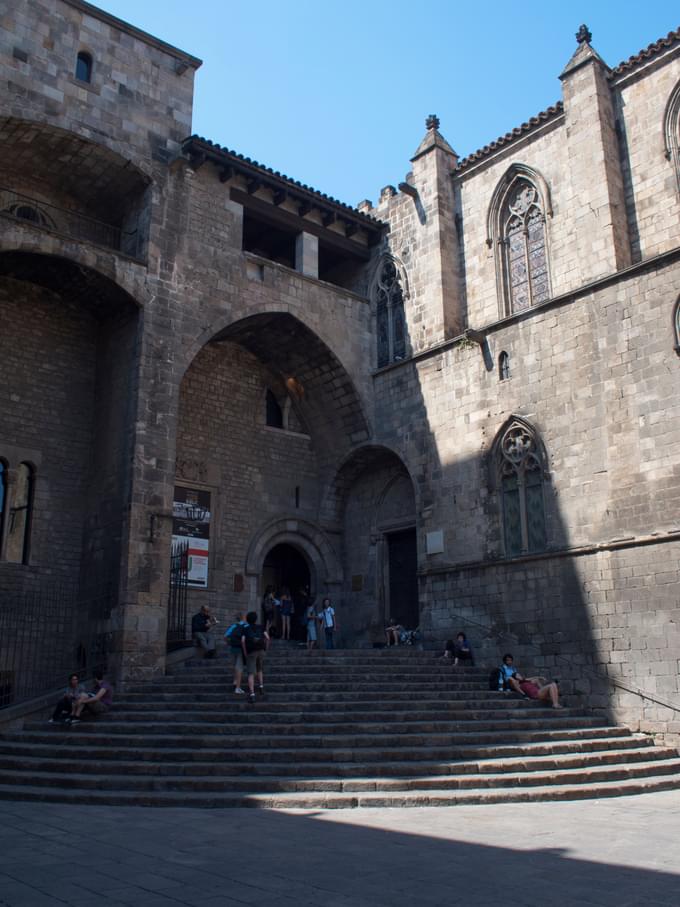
xmin=502 ymin=180 xmax=549 ymax=313
xmin=497 ymin=420 xmax=547 ymax=556
xmin=375 ymin=258 xmax=407 ymax=367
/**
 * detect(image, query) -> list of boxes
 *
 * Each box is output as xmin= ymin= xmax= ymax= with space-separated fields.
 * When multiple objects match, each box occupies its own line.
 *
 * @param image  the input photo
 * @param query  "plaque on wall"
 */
xmin=172 ymin=486 xmax=211 ymax=588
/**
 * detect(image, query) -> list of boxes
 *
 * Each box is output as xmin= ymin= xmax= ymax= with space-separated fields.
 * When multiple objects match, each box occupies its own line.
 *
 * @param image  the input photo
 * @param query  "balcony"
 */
xmin=0 ymin=187 xmax=141 ymax=258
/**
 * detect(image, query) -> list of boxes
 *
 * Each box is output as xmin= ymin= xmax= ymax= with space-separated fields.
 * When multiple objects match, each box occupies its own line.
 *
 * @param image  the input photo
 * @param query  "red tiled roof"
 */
xmin=610 ymin=27 xmax=680 ymax=77
xmin=456 ymin=25 xmax=680 ymax=172
xmin=456 ymin=103 xmax=564 ymax=171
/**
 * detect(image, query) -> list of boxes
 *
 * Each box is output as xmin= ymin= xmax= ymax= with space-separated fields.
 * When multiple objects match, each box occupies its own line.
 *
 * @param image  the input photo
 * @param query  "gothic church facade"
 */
xmin=1 ymin=1 xmax=679 ymax=736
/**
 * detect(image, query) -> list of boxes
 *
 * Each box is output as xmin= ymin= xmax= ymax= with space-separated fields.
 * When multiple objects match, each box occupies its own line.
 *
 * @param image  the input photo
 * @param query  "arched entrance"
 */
xmin=262 ymin=543 xmax=311 ymax=640
xmin=321 ymin=444 xmax=419 ymax=645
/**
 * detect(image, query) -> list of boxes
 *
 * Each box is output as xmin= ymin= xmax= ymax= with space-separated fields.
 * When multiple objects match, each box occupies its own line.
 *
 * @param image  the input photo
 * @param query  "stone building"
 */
xmin=1 ymin=1 xmax=679 ymax=736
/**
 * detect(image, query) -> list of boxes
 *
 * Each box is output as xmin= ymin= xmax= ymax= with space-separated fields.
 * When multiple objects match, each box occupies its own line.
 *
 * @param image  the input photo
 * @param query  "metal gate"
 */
xmin=166 ymin=540 xmax=190 ymax=651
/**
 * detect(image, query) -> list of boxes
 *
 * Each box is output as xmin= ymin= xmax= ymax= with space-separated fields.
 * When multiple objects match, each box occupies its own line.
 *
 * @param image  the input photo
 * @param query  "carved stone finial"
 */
xmin=425 ymin=114 xmax=440 ymax=132
xmin=576 ymin=24 xmax=592 ymax=45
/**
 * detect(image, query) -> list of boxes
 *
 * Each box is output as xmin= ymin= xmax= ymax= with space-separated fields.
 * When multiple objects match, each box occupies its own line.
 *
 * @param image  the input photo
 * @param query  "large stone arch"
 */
xmin=0 ymin=247 xmax=142 ymax=692
xmin=0 ymin=116 xmax=153 ymax=260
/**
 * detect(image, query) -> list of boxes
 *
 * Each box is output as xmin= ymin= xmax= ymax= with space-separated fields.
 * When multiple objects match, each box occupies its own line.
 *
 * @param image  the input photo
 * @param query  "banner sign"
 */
xmin=172 ymin=486 xmax=211 ymax=588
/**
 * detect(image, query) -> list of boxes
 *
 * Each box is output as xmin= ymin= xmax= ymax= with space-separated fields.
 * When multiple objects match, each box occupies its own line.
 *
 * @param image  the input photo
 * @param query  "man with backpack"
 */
xmin=225 ymin=612 xmax=248 ymax=695
xmin=241 ymin=610 xmax=270 ymax=704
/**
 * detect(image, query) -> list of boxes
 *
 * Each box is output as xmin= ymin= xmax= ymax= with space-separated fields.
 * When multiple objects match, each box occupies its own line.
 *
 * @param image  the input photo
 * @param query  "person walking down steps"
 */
xmin=318 ymin=597 xmax=337 ymax=649
xmin=241 ymin=610 xmax=269 ymax=703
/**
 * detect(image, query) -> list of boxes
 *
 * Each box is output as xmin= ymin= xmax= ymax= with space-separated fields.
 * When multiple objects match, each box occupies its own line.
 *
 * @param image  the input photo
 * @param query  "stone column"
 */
xmin=296 ymin=231 xmax=319 ymax=279
xmin=560 ymin=26 xmax=632 ymax=279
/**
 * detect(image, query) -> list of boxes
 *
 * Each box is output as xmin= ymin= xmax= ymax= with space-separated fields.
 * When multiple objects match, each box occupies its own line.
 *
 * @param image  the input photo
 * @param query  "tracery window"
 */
xmin=375 ymin=258 xmax=407 ymax=368
xmin=495 ymin=420 xmax=547 ymax=557
xmin=502 ymin=179 xmax=549 ymax=313
xmin=6 ymin=462 xmax=34 ymax=565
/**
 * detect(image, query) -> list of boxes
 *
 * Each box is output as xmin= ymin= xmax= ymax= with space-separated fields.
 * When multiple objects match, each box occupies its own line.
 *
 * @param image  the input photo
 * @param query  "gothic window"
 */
xmin=6 ymin=462 xmax=34 ymax=565
xmin=674 ymin=298 xmax=680 ymax=355
xmin=663 ymin=80 xmax=680 ymax=196
xmin=499 ymin=351 xmax=510 ymax=380
xmin=375 ymin=258 xmax=407 ymax=368
xmin=75 ymin=51 xmax=93 ymax=83
xmin=495 ymin=420 xmax=547 ymax=557
xmin=265 ymin=389 xmax=284 ymax=429
xmin=502 ymin=179 xmax=549 ymax=313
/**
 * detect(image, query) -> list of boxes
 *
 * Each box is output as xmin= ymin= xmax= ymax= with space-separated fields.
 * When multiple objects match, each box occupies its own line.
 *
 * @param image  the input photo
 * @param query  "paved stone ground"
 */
xmin=0 ymin=791 xmax=679 ymax=906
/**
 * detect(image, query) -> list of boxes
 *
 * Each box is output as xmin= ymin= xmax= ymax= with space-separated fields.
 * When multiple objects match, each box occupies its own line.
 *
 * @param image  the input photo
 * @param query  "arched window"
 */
xmin=673 ymin=298 xmax=680 ymax=355
xmin=502 ymin=179 xmax=549 ymax=312
xmin=75 ymin=51 xmax=93 ymax=83
xmin=4 ymin=201 xmax=53 ymax=229
xmin=663 ymin=79 xmax=680 ymax=196
xmin=0 ymin=459 xmax=6 ymax=555
xmin=494 ymin=419 xmax=547 ymax=557
xmin=487 ymin=165 xmax=552 ymax=317
xmin=265 ymin=388 xmax=284 ymax=428
xmin=499 ymin=351 xmax=510 ymax=380
xmin=6 ymin=462 xmax=34 ymax=565
xmin=375 ymin=257 xmax=407 ymax=368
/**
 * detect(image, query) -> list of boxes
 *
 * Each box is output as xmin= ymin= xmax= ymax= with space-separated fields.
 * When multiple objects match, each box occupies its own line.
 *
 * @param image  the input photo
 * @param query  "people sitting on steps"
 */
xmin=192 ymin=605 xmax=217 ymax=657
xmin=385 ymin=618 xmax=404 ymax=647
xmin=497 ymin=653 xmax=563 ymax=709
xmin=49 ymin=673 xmax=85 ymax=724
xmin=71 ymin=670 xmax=114 ymax=722
xmin=442 ymin=632 xmax=475 ymax=665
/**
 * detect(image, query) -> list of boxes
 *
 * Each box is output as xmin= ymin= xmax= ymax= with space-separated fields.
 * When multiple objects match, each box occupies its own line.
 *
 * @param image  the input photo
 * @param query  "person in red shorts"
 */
xmin=518 ymin=674 xmax=563 ymax=709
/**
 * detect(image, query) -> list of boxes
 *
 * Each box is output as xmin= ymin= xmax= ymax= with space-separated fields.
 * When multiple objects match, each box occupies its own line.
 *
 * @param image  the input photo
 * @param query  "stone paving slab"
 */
xmin=0 ymin=791 xmax=679 ymax=906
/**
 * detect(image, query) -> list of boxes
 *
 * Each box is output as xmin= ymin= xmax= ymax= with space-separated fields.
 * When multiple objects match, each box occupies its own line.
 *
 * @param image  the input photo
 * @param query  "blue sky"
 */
xmin=97 ymin=0 xmax=678 ymax=207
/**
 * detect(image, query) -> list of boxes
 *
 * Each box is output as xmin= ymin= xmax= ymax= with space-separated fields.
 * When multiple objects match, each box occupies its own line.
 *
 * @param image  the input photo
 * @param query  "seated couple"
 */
xmin=498 ymin=653 xmax=563 ymax=709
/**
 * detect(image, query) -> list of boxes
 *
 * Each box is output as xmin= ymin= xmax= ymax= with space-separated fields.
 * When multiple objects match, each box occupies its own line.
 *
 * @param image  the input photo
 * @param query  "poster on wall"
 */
xmin=172 ymin=486 xmax=212 ymax=588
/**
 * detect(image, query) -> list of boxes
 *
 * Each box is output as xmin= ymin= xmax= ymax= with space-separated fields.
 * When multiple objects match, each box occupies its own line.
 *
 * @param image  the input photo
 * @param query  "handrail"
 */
xmin=437 ymin=604 xmax=680 ymax=716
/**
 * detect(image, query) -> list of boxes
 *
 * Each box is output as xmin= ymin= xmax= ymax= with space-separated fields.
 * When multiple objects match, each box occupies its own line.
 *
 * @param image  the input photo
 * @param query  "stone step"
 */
xmin=13 ymin=715 xmax=608 ymax=746
xmin=111 ymin=696 xmax=555 ymax=713
xmin=61 ymin=706 xmax=583 ymax=725
xmin=3 ymin=756 xmax=680 ymax=795
xmin=0 ymin=726 xmax=633 ymax=759
xmin=0 ymin=743 xmax=670 ymax=779
xmin=2 ymin=773 xmax=680 ymax=808
xmin=0 ymin=733 xmax=652 ymax=770
xmin=23 ymin=713 xmax=600 ymax=738
xmin=118 ymin=691 xmax=518 ymax=705
xmin=128 ymin=680 xmax=498 ymax=693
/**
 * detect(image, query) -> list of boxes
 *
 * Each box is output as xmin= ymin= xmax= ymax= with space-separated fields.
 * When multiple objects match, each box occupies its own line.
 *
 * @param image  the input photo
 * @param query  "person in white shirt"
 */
xmin=318 ymin=598 xmax=337 ymax=649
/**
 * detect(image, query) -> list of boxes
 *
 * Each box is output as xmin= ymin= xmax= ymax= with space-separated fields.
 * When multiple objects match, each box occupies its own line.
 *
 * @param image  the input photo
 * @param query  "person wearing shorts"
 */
xmin=241 ymin=611 xmax=270 ymax=703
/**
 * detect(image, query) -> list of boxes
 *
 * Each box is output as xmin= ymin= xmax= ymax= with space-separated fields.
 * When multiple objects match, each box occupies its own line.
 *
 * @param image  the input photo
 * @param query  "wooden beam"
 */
xmin=219 ymin=166 xmax=234 ymax=183
xmin=273 ymin=189 xmax=287 ymax=206
xmin=298 ymin=201 xmax=313 ymax=217
xmin=231 ymin=188 xmax=370 ymax=261
xmin=188 ymin=151 xmax=206 ymax=172
xmin=247 ymin=178 xmax=263 ymax=195
xmin=322 ymin=211 xmax=336 ymax=227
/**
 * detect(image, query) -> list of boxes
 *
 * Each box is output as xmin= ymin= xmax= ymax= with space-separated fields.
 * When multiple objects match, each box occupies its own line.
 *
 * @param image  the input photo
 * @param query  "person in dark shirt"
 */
xmin=191 ymin=605 xmax=216 ymax=657
xmin=241 ymin=610 xmax=269 ymax=704
xmin=71 ymin=671 xmax=114 ymax=721
xmin=443 ymin=632 xmax=475 ymax=665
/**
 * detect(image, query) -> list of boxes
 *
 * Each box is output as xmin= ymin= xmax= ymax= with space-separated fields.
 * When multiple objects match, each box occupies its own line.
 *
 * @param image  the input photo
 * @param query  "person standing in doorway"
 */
xmin=318 ymin=597 xmax=337 ymax=649
xmin=280 ymin=588 xmax=294 ymax=641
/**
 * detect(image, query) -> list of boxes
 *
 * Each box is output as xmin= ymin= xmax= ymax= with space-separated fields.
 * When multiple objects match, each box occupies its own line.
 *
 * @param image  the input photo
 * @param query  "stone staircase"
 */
xmin=0 ymin=649 xmax=679 ymax=808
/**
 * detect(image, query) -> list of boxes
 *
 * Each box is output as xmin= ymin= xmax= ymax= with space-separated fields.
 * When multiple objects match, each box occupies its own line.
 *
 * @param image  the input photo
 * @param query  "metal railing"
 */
xmin=0 ymin=579 xmax=112 ymax=709
xmin=431 ymin=604 xmax=680 ymax=716
xmin=166 ymin=541 xmax=190 ymax=651
xmin=0 ymin=187 xmax=124 ymax=254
